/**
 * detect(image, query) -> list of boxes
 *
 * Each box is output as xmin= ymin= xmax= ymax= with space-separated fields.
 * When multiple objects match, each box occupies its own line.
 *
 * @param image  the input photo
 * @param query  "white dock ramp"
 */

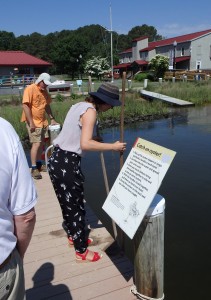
xmin=141 ymin=90 xmax=194 ymax=106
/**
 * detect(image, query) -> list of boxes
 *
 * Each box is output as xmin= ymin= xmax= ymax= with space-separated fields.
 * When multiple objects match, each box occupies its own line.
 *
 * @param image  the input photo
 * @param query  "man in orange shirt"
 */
xmin=21 ymin=73 xmax=58 ymax=180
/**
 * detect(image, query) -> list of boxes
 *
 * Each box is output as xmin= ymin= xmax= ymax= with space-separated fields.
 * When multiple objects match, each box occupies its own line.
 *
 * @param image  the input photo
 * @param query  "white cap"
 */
xmin=35 ymin=73 xmax=52 ymax=85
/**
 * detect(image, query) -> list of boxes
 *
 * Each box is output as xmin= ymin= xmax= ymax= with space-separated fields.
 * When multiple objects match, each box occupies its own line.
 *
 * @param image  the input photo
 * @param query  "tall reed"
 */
xmin=0 ymin=93 xmax=168 ymax=140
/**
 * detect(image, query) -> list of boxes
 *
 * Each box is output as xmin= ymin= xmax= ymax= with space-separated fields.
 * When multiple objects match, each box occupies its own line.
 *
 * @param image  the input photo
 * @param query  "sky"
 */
xmin=1 ymin=0 xmax=211 ymax=39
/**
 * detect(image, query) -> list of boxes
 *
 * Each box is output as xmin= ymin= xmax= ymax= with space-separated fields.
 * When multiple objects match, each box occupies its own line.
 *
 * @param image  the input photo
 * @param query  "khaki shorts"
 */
xmin=0 ymin=248 xmax=25 ymax=300
xmin=26 ymin=123 xmax=49 ymax=143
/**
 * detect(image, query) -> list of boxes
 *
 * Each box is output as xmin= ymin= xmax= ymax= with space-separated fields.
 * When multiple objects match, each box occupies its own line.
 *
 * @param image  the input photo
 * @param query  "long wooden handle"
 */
xmin=120 ymin=71 xmax=126 ymax=169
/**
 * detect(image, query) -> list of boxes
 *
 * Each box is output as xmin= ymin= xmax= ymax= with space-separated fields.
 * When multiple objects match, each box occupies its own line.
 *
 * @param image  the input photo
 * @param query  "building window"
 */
xmin=140 ymin=51 xmax=147 ymax=60
xmin=181 ymin=47 xmax=185 ymax=56
xmin=196 ymin=61 xmax=201 ymax=70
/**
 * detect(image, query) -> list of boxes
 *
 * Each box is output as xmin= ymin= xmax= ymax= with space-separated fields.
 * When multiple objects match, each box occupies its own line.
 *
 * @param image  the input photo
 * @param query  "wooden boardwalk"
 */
xmin=141 ymin=89 xmax=194 ymax=106
xmin=24 ymin=172 xmax=137 ymax=300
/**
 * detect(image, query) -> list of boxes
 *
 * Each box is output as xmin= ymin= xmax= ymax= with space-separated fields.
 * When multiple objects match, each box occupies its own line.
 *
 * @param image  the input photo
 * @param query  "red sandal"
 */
xmin=76 ymin=249 xmax=102 ymax=263
xmin=68 ymin=237 xmax=93 ymax=247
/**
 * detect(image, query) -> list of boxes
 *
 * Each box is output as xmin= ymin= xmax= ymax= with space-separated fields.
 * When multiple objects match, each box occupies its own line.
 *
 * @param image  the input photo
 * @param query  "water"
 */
xmin=82 ymin=104 xmax=211 ymax=300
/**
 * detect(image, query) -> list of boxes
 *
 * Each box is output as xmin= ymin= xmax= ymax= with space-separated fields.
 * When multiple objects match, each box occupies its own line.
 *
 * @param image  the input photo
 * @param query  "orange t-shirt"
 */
xmin=21 ymin=83 xmax=52 ymax=128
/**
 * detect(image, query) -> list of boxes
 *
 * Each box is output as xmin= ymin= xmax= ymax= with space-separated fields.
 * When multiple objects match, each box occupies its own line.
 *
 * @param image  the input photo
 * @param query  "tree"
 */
xmin=0 ymin=31 xmax=19 ymax=50
xmin=50 ymin=33 xmax=90 ymax=78
xmin=84 ymin=56 xmax=110 ymax=79
xmin=128 ymin=24 xmax=163 ymax=42
xmin=149 ymin=55 xmax=169 ymax=80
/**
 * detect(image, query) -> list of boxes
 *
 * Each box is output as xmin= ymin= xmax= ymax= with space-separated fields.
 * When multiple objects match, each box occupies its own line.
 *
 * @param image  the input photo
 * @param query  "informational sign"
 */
xmin=76 ymin=79 xmax=82 ymax=86
xmin=102 ymin=138 xmax=176 ymax=239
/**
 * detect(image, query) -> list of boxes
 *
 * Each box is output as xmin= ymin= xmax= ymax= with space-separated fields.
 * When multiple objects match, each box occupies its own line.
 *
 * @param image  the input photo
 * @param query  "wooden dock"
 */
xmin=24 ymin=172 xmax=137 ymax=300
xmin=141 ymin=89 xmax=194 ymax=106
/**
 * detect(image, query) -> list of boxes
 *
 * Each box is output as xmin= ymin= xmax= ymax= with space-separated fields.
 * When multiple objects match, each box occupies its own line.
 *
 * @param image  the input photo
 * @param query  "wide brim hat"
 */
xmin=35 ymin=73 xmax=52 ymax=86
xmin=89 ymin=82 xmax=121 ymax=106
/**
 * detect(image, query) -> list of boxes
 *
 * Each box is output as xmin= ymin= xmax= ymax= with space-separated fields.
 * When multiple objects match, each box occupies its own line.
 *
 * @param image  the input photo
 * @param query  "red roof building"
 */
xmin=117 ymin=29 xmax=211 ymax=76
xmin=0 ymin=51 xmax=52 ymax=76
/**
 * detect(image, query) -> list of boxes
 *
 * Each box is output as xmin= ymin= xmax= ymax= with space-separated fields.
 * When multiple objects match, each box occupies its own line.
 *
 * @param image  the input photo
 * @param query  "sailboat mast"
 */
xmin=110 ymin=4 xmax=114 ymax=82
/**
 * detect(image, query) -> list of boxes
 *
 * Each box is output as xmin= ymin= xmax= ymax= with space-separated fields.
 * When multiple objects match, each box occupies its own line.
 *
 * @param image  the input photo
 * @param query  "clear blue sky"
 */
xmin=1 ymin=0 xmax=211 ymax=38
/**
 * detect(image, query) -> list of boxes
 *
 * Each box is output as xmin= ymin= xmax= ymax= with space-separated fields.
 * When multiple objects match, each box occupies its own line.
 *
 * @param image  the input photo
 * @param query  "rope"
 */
xmin=130 ymin=285 xmax=164 ymax=300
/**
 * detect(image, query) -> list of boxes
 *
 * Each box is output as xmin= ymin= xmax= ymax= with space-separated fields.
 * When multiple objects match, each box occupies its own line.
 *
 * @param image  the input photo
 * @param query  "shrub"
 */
xmin=134 ymin=72 xmax=148 ymax=82
xmin=54 ymin=93 xmax=65 ymax=102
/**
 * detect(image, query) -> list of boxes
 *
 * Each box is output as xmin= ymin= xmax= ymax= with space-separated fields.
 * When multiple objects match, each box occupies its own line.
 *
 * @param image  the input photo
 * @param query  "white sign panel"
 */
xmin=102 ymin=138 xmax=176 ymax=239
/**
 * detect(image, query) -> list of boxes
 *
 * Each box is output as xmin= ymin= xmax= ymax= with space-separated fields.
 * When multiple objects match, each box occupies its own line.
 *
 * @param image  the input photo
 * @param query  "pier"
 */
xmin=141 ymin=89 xmax=194 ymax=106
xmin=24 ymin=172 xmax=137 ymax=300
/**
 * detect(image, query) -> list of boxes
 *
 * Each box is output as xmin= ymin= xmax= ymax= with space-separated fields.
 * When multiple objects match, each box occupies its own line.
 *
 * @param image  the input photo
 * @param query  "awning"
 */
xmin=113 ymin=63 xmax=131 ymax=69
xmin=175 ymin=56 xmax=190 ymax=63
xmin=132 ymin=60 xmax=148 ymax=65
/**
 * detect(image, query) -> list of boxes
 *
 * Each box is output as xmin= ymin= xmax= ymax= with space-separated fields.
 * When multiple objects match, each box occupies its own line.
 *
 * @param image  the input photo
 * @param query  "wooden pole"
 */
xmin=131 ymin=194 xmax=165 ymax=300
xmin=115 ymin=71 xmax=126 ymax=250
xmin=100 ymin=152 xmax=117 ymax=239
xmin=96 ymin=123 xmax=118 ymax=239
xmin=120 ymin=71 xmax=126 ymax=169
xmin=88 ymin=75 xmax=92 ymax=92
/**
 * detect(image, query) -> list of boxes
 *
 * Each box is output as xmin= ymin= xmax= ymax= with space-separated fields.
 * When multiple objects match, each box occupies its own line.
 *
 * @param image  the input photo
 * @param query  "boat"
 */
xmin=48 ymin=80 xmax=70 ymax=92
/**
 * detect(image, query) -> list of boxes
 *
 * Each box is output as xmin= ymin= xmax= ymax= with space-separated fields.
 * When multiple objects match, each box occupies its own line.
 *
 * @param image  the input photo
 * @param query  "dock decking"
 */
xmin=24 ymin=172 xmax=137 ymax=300
xmin=141 ymin=89 xmax=194 ymax=106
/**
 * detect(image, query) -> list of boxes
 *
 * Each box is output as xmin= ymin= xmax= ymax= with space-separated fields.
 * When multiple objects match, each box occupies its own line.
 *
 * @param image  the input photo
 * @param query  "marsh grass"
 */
xmin=0 ymin=91 xmax=169 ymax=140
xmin=98 ymin=94 xmax=168 ymax=124
xmin=147 ymin=81 xmax=211 ymax=105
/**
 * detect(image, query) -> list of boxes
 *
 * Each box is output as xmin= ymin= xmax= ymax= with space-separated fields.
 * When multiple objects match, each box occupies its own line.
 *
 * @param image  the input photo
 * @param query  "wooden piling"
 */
xmin=131 ymin=194 xmax=165 ymax=300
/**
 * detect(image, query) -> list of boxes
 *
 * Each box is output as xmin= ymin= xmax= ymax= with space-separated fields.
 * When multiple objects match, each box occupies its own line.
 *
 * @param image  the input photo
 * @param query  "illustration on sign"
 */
xmin=102 ymin=137 xmax=176 ymax=239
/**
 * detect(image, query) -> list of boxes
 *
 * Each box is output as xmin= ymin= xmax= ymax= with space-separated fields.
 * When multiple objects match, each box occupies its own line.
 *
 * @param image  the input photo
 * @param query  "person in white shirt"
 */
xmin=0 ymin=117 xmax=37 ymax=300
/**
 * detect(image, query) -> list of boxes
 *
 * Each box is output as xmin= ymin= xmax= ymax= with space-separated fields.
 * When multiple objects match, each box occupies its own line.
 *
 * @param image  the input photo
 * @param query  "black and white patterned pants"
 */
xmin=47 ymin=147 xmax=87 ymax=254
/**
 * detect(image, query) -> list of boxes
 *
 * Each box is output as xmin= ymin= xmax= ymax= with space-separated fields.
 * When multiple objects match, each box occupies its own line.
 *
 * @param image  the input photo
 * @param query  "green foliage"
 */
xmin=70 ymin=93 xmax=82 ymax=100
xmin=0 ymin=90 xmax=169 ymax=141
xmin=0 ymin=24 xmax=165 ymax=79
xmin=146 ymin=81 xmax=211 ymax=105
xmin=98 ymin=94 xmax=168 ymax=125
xmin=0 ymin=105 xmax=27 ymax=140
xmin=54 ymin=93 xmax=65 ymax=102
xmin=0 ymin=31 xmax=19 ymax=50
xmin=149 ymin=55 xmax=169 ymax=80
xmin=84 ymin=56 xmax=110 ymax=79
xmin=128 ymin=24 xmax=163 ymax=42
xmin=134 ymin=72 xmax=148 ymax=81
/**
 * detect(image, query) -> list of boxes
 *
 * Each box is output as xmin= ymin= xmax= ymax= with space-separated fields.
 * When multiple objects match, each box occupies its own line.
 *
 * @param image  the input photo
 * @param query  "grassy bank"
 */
xmin=146 ymin=80 xmax=211 ymax=105
xmin=0 ymin=91 xmax=169 ymax=142
xmin=1 ymin=80 xmax=211 ymax=143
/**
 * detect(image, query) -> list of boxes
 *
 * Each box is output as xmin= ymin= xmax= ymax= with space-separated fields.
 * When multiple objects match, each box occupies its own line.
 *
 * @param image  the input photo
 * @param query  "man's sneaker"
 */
xmin=38 ymin=164 xmax=47 ymax=172
xmin=31 ymin=168 xmax=42 ymax=180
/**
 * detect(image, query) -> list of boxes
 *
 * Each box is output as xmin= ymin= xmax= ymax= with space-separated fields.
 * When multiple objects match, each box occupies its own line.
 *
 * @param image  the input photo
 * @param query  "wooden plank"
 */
xmin=24 ymin=172 xmax=136 ymax=299
xmin=141 ymin=89 xmax=194 ymax=106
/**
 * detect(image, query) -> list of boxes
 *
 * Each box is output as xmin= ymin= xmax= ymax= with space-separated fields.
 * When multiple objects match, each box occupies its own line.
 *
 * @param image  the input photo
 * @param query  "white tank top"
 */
xmin=53 ymin=102 xmax=96 ymax=156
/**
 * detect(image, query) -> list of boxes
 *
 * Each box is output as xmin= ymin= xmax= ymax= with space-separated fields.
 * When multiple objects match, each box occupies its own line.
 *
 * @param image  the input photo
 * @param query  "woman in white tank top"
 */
xmin=47 ymin=82 xmax=126 ymax=263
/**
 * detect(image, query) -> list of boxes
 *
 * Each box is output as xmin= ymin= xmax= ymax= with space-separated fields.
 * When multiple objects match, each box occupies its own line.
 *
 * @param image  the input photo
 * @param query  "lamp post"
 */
xmin=101 ymin=5 xmax=114 ymax=82
xmin=76 ymin=54 xmax=82 ymax=79
xmin=173 ymin=40 xmax=177 ymax=76
xmin=110 ymin=5 xmax=114 ymax=82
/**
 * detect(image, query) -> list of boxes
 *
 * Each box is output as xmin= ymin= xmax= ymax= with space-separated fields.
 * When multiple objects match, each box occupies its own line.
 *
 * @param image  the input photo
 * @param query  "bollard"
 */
xmin=172 ymin=77 xmax=175 ymax=83
xmin=144 ymin=79 xmax=148 ymax=88
xmin=183 ymin=75 xmax=187 ymax=82
xmin=131 ymin=194 xmax=165 ymax=300
xmin=159 ymin=78 xmax=162 ymax=84
xmin=70 ymin=83 xmax=74 ymax=95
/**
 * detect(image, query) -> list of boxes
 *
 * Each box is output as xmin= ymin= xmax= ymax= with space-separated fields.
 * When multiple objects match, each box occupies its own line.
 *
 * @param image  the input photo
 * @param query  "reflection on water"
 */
xmin=83 ymin=104 xmax=211 ymax=300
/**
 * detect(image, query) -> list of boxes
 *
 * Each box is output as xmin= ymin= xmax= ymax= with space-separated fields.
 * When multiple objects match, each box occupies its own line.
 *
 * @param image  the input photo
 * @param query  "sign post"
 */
xmin=103 ymin=137 xmax=176 ymax=239
xmin=103 ymin=138 xmax=176 ymax=299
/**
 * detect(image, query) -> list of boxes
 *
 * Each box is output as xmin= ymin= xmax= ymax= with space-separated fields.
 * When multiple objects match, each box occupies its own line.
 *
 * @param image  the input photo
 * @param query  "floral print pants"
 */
xmin=47 ymin=147 xmax=87 ymax=254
